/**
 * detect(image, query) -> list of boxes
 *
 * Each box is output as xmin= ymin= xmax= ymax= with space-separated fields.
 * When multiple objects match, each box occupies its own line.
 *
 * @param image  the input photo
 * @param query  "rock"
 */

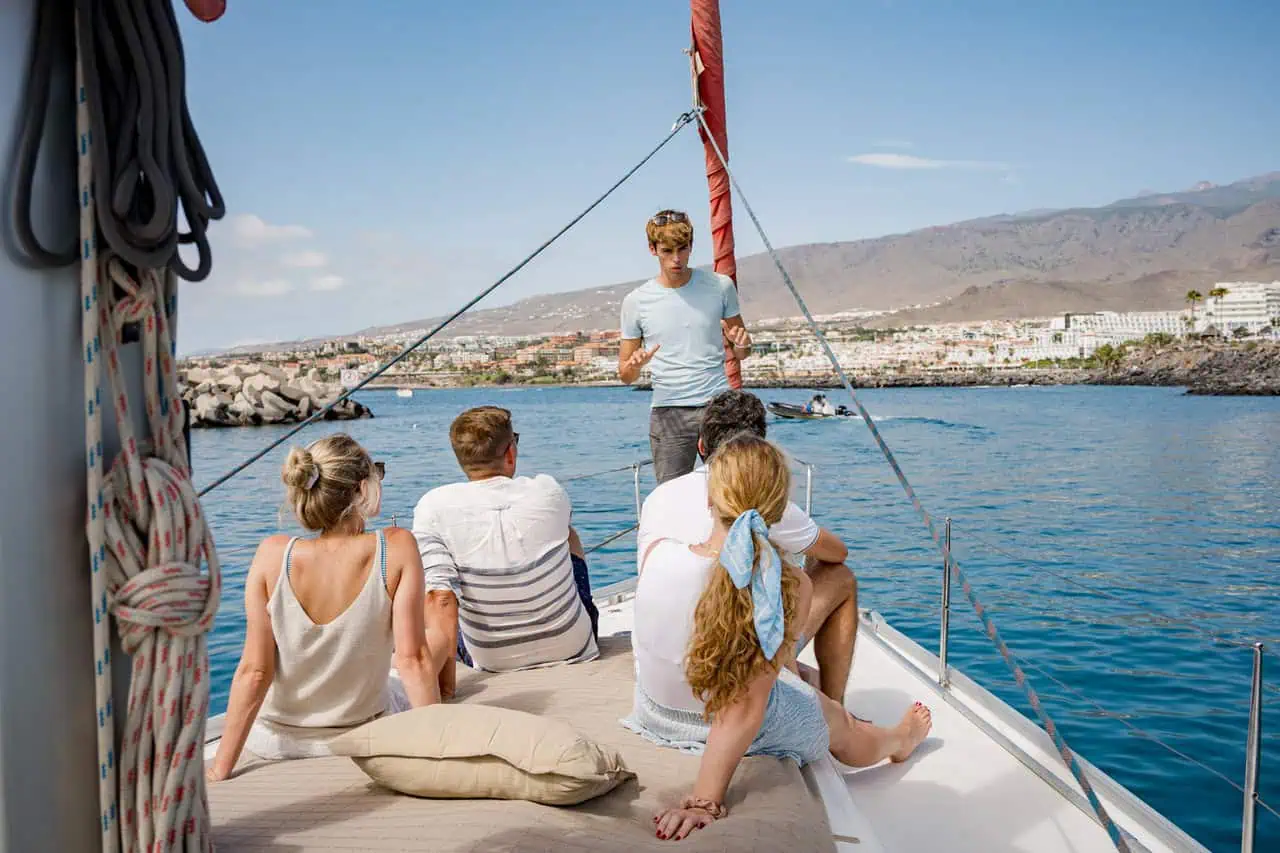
xmin=214 ymin=373 xmax=243 ymax=393
xmin=259 ymin=389 xmax=293 ymax=420
xmin=177 ymin=363 xmax=374 ymax=428
xmin=243 ymin=373 xmax=280 ymax=395
xmin=276 ymin=383 xmax=305 ymax=404
xmin=298 ymin=377 xmax=327 ymax=400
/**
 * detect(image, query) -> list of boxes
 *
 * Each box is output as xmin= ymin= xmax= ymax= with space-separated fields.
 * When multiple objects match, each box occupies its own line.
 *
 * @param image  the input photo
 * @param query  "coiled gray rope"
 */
xmin=74 ymin=0 xmax=225 ymax=281
xmin=5 ymin=0 xmax=77 ymax=267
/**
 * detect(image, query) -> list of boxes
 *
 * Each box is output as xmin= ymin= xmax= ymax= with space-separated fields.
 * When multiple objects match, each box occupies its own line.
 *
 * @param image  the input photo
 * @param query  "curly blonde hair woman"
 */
xmin=207 ymin=434 xmax=448 ymax=781
xmin=625 ymin=433 xmax=932 ymax=842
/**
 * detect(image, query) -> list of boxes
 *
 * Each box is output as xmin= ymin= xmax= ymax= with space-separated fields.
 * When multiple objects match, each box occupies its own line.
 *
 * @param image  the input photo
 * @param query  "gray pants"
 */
xmin=649 ymin=405 xmax=704 ymax=484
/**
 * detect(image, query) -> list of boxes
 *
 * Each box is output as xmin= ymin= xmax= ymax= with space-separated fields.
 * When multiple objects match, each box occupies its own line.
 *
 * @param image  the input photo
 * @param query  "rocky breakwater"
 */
xmin=180 ymin=366 xmax=374 ymax=427
xmin=1092 ymin=341 xmax=1280 ymax=396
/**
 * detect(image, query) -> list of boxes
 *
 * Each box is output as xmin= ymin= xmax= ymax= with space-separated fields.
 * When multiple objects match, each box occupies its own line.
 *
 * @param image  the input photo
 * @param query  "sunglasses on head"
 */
xmin=649 ymin=211 xmax=689 ymax=226
xmin=372 ymin=461 xmax=385 ymax=480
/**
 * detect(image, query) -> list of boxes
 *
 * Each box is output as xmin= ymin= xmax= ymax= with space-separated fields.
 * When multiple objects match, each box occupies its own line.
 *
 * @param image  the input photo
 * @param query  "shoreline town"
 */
xmin=181 ymin=286 xmax=1280 ymax=426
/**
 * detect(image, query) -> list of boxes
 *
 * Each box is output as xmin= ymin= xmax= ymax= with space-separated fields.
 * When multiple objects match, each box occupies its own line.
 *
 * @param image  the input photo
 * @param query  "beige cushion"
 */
xmin=328 ymin=703 xmax=636 ymax=806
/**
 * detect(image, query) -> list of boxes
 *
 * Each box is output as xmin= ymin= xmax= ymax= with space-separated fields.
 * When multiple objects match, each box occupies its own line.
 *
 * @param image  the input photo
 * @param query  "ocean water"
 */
xmin=192 ymin=384 xmax=1280 ymax=852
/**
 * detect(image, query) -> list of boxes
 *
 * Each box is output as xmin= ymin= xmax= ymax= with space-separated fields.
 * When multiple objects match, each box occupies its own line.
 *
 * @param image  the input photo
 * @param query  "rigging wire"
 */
xmin=1011 ymin=651 xmax=1280 ymax=824
xmin=692 ymin=108 xmax=1133 ymax=852
xmin=196 ymin=112 xmax=698 ymax=498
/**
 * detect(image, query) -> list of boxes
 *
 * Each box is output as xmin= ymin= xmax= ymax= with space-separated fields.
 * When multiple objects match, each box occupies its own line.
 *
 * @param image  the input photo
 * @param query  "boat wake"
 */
xmin=771 ymin=411 xmax=988 ymax=433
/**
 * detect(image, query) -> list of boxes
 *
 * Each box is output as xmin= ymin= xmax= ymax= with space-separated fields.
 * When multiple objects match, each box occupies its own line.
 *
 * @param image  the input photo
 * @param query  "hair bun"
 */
xmin=283 ymin=447 xmax=320 ymax=491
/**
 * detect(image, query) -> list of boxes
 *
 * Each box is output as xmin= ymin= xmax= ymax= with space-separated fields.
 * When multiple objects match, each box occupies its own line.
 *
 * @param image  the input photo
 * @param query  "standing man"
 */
xmin=618 ymin=209 xmax=752 ymax=484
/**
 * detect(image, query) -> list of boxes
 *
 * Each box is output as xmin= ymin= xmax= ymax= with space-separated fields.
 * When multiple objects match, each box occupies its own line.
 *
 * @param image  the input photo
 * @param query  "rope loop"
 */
xmin=79 ymin=76 xmax=219 ymax=847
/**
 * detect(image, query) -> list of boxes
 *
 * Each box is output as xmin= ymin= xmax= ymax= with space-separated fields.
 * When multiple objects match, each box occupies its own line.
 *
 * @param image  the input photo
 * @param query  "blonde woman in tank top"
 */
xmin=207 ymin=434 xmax=447 ymax=780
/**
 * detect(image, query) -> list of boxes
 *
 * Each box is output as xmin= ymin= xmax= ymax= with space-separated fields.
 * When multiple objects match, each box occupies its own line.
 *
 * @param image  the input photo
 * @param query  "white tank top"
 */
xmin=632 ymin=539 xmax=717 ymax=713
xmin=259 ymin=531 xmax=396 ymax=729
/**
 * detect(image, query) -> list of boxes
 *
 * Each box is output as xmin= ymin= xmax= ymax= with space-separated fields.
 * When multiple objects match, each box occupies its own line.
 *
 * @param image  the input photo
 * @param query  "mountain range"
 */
xmin=223 ymin=172 xmax=1280 ymax=352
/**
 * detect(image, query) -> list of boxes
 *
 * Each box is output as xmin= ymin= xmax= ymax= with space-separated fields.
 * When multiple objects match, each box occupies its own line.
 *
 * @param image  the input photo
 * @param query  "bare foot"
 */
xmin=889 ymin=701 xmax=932 ymax=763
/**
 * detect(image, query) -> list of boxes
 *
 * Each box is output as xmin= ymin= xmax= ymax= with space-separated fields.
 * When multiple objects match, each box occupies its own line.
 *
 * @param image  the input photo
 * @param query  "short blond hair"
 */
xmin=645 ymin=210 xmax=693 ymax=250
xmin=449 ymin=406 xmax=515 ymax=474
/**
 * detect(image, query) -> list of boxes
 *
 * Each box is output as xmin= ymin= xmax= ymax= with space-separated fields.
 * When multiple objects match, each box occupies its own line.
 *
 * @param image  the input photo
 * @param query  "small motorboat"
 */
xmin=767 ymin=401 xmax=856 ymax=420
xmin=396 ymin=388 xmax=414 ymax=398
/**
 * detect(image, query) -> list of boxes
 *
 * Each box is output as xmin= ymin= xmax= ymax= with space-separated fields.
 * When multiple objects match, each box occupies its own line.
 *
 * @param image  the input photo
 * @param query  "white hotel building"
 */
xmin=1201 ymin=281 xmax=1280 ymax=335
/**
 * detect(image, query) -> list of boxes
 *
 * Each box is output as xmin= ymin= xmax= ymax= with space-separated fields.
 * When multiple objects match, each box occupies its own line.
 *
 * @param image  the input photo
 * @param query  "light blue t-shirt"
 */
xmin=619 ymin=268 xmax=741 ymax=408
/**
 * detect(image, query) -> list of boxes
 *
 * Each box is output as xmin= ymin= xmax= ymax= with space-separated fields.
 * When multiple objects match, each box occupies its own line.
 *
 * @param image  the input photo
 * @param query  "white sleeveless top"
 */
xmin=258 ymin=531 xmax=398 ymax=730
xmin=632 ymin=539 xmax=717 ymax=713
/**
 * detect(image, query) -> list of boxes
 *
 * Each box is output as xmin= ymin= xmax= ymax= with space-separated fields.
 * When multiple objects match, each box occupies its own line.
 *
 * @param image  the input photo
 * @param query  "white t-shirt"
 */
xmin=636 ymin=467 xmax=821 ymax=571
xmin=411 ymin=474 xmax=598 ymax=672
xmin=632 ymin=540 xmax=716 ymax=712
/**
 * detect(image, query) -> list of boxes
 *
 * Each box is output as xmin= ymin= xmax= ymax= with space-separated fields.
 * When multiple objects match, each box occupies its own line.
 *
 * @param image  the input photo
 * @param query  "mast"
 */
xmin=689 ymin=0 xmax=743 ymax=389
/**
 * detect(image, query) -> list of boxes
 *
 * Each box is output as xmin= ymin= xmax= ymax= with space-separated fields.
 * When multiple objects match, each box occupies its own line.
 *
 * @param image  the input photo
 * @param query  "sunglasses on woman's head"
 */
xmin=373 ymin=461 xmax=385 ymax=480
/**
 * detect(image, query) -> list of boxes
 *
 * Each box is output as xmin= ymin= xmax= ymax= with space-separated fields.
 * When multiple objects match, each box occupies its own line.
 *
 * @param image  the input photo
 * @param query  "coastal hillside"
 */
xmin=226 ymin=172 xmax=1280 ymax=351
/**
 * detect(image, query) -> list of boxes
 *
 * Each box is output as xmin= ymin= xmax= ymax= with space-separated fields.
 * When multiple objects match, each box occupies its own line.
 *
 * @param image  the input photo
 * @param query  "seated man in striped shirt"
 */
xmin=411 ymin=406 xmax=600 ymax=676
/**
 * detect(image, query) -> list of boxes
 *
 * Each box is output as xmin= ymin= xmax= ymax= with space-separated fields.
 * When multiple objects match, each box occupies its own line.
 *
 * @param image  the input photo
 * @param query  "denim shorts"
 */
xmin=621 ymin=668 xmax=830 ymax=767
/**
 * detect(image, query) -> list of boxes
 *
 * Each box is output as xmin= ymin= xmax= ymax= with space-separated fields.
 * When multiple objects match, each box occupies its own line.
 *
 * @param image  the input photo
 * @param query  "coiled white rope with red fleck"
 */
xmin=77 ymin=7 xmax=222 ymax=850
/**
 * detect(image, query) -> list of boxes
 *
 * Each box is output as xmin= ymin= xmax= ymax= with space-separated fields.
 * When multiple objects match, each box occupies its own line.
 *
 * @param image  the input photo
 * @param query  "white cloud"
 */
xmin=281 ymin=250 xmax=329 ymax=269
xmin=228 ymin=213 xmax=313 ymax=247
xmin=235 ymin=278 xmax=295 ymax=297
xmin=310 ymin=274 xmax=345 ymax=292
xmin=848 ymin=153 xmax=1010 ymax=171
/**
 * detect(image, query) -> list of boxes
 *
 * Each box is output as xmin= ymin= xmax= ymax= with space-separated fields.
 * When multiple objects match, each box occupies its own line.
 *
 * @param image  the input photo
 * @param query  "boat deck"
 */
xmin=206 ymin=624 xmax=833 ymax=852
xmin=204 ymin=597 xmax=1205 ymax=853
xmin=792 ymin=609 xmax=1206 ymax=853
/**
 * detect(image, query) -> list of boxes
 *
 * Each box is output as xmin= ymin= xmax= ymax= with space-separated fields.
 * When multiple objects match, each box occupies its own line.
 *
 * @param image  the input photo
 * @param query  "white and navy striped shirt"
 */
xmin=411 ymin=474 xmax=598 ymax=672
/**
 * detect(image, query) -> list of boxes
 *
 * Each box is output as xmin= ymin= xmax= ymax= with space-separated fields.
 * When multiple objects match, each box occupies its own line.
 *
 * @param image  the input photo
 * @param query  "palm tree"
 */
xmin=1185 ymin=290 xmax=1203 ymax=331
xmin=1207 ymin=286 xmax=1229 ymax=326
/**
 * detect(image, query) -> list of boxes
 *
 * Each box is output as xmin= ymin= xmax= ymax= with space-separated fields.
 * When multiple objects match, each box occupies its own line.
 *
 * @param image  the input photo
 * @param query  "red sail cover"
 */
xmin=690 ymin=0 xmax=743 ymax=389
xmin=183 ymin=0 xmax=227 ymax=22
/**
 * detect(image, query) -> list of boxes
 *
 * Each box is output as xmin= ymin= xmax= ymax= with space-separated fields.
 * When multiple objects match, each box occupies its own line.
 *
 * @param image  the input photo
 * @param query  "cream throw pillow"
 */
xmin=329 ymin=703 xmax=635 ymax=806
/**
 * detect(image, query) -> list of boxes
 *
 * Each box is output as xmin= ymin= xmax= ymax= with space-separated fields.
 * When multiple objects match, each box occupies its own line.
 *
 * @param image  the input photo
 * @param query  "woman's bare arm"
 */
xmin=655 ymin=667 xmax=776 ymax=840
xmin=208 ymin=536 xmax=283 ymax=780
xmin=387 ymin=528 xmax=442 ymax=708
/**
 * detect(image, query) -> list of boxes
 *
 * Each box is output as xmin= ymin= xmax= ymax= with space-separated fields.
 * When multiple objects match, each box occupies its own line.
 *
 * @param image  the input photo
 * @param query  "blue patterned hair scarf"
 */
xmin=720 ymin=509 xmax=785 ymax=660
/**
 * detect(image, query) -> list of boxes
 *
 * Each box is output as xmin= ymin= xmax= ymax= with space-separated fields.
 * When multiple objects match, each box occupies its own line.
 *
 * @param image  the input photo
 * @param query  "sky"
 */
xmin=174 ymin=0 xmax=1280 ymax=354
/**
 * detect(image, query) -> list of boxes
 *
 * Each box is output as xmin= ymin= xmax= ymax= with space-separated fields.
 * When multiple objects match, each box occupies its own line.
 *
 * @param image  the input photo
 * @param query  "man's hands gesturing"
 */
xmin=722 ymin=320 xmax=751 ymax=354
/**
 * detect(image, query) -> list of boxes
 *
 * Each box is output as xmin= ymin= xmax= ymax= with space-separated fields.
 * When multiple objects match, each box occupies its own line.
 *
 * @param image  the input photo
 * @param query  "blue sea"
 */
xmin=193 ymin=384 xmax=1279 ymax=852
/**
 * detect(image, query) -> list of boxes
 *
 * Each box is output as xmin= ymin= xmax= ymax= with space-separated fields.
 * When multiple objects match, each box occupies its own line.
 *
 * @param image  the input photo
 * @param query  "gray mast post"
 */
xmin=0 ymin=1 xmax=145 ymax=849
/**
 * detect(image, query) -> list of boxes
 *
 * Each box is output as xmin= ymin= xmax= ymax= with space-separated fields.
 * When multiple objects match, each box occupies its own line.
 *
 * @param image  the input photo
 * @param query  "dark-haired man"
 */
xmin=636 ymin=389 xmax=858 ymax=701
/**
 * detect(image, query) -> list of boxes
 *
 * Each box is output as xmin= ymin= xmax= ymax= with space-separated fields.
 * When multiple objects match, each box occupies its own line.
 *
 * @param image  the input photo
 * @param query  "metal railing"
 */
xmin=936 ymin=515 xmax=1274 ymax=852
